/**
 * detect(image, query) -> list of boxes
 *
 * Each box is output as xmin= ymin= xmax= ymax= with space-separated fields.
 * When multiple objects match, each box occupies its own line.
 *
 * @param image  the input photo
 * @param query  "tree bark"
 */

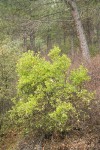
xmin=64 ymin=0 xmax=90 ymax=63
xmin=30 ymin=30 xmax=36 ymax=52
xmin=70 ymin=33 xmax=74 ymax=59
xmin=23 ymin=32 xmax=27 ymax=52
xmin=46 ymin=29 xmax=52 ymax=54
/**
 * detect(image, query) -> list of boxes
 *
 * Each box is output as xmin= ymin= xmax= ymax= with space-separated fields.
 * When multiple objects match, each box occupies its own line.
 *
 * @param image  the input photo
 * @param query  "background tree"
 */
xmin=0 ymin=40 xmax=21 ymax=115
xmin=0 ymin=0 xmax=99 ymax=56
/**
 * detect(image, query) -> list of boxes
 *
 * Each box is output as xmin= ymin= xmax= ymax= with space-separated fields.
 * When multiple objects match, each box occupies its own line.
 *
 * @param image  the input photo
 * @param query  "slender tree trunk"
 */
xmin=64 ymin=0 xmax=90 ymax=63
xmin=30 ymin=30 xmax=36 ymax=52
xmin=23 ymin=32 xmax=27 ymax=52
xmin=63 ymin=31 xmax=66 ymax=45
xmin=70 ymin=33 xmax=74 ymax=59
xmin=46 ymin=29 xmax=52 ymax=54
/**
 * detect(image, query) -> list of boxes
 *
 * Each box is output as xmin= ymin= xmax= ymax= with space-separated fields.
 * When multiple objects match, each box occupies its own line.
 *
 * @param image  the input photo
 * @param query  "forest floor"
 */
xmin=0 ymin=129 xmax=100 ymax=150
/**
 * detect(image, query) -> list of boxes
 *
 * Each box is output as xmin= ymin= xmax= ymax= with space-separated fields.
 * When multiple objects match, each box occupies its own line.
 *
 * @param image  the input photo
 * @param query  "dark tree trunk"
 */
xmin=46 ymin=29 xmax=52 ymax=54
xmin=30 ymin=31 xmax=36 ymax=52
xmin=23 ymin=32 xmax=27 ymax=52
xmin=63 ymin=31 xmax=66 ymax=45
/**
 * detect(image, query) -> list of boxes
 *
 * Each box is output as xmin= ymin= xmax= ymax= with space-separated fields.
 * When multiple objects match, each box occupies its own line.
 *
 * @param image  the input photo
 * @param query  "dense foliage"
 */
xmin=0 ymin=41 xmax=21 ymax=115
xmin=10 ymin=47 xmax=94 ymax=134
xmin=0 ymin=0 xmax=99 ymax=54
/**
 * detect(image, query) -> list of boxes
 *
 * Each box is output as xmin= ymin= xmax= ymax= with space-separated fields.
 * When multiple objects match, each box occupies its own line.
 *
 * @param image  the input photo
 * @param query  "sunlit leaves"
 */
xmin=10 ymin=46 xmax=94 ymax=133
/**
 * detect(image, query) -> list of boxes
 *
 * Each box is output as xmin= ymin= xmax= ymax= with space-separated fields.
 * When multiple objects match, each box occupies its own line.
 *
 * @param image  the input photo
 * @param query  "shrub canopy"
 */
xmin=10 ymin=47 xmax=94 ymax=133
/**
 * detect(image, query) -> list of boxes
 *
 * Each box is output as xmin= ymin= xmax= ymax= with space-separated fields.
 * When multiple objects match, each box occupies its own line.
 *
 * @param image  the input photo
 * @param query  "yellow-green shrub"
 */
xmin=10 ymin=46 xmax=94 ymax=133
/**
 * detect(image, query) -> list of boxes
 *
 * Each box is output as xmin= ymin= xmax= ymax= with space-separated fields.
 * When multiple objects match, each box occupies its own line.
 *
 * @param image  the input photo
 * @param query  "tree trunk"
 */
xmin=64 ymin=0 xmax=90 ymax=63
xmin=23 ymin=32 xmax=27 ymax=52
xmin=70 ymin=33 xmax=74 ymax=59
xmin=46 ymin=29 xmax=52 ymax=54
xmin=30 ymin=31 xmax=36 ymax=52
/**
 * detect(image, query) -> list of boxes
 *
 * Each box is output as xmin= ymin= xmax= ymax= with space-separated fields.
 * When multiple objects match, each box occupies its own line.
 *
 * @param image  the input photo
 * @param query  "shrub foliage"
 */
xmin=10 ymin=47 xmax=94 ymax=133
